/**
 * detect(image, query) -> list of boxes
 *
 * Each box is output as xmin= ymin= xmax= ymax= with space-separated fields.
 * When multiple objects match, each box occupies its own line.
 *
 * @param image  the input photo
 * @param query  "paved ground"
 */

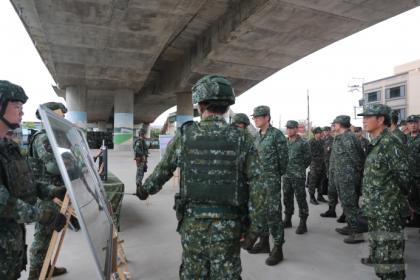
xmin=21 ymin=149 xmax=420 ymax=279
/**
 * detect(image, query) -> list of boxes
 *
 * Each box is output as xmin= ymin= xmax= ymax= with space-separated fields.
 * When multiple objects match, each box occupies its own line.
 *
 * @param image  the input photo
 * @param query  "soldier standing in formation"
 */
xmin=133 ymin=129 xmax=149 ymax=187
xmin=137 ymin=75 xmax=263 ymax=278
xmin=27 ymin=102 xmax=68 ymax=279
xmin=353 ymin=127 xmax=370 ymax=156
xmin=325 ymin=115 xmax=365 ymax=244
xmin=244 ymin=105 xmax=288 ymax=265
xmin=358 ymin=104 xmax=409 ymax=280
xmin=308 ymin=127 xmax=328 ymax=205
xmin=0 ymin=81 xmax=66 ymax=280
xmin=283 ymin=120 xmax=311 ymax=234
xmin=390 ymin=111 xmax=408 ymax=145
xmin=406 ymin=115 xmax=420 ymax=225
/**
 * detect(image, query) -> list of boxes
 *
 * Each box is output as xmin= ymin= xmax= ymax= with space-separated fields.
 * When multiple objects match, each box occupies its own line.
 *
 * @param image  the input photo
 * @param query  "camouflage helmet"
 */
xmin=0 ymin=80 xmax=28 ymax=129
xmin=232 ymin=113 xmax=250 ymax=126
xmin=192 ymin=75 xmax=235 ymax=105
xmin=36 ymin=102 xmax=67 ymax=120
xmin=312 ymin=127 xmax=322 ymax=134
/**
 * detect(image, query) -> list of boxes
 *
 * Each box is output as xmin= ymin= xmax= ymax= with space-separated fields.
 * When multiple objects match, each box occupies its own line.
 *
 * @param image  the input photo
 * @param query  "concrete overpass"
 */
xmin=10 ymin=0 xmax=419 ymax=149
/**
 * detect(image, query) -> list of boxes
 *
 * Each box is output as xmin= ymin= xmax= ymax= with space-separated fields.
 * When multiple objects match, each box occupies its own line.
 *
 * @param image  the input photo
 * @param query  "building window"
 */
xmin=392 ymin=108 xmax=406 ymax=121
xmin=385 ymin=85 xmax=405 ymax=99
xmin=366 ymin=91 xmax=379 ymax=102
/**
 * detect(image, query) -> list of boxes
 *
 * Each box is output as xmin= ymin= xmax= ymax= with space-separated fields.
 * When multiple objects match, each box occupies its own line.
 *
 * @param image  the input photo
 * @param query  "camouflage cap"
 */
xmin=332 ymin=115 xmax=351 ymax=125
xmin=192 ymin=74 xmax=235 ymax=105
xmin=357 ymin=103 xmax=391 ymax=117
xmin=286 ymin=120 xmax=299 ymax=128
xmin=232 ymin=113 xmax=250 ymax=126
xmin=322 ymin=126 xmax=331 ymax=131
xmin=251 ymin=105 xmax=270 ymax=117
xmin=353 ymin=126 xmax=363 ymax=133
xmin=406 ymin=115 xmax=419 ymax=123
xmin=312 ymin=127 xmax=322 ymax=134
xmin=36 ymin=102 xmax=67 ymax=119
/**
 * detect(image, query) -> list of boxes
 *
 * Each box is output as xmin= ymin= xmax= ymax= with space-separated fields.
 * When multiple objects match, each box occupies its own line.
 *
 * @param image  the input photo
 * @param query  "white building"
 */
xmin=363 ymin=59 xmax=420 ymax=120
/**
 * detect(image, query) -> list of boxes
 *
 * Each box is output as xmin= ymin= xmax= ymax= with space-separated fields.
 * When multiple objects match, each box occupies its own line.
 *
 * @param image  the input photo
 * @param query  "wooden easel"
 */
xmin=39 ymin=194 xmax=131 ymax=280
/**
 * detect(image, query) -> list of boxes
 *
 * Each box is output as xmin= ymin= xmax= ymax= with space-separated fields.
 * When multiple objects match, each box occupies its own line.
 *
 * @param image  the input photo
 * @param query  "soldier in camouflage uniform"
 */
xmin=137 ymin=75 xmax=264 ymax=278
xmin=406 ymin=115 xmax=420 ymax=222
xmin=245 ymin=105 xmax=288 ymax=265
xmin=232 ymin=113 xmax=250 ymax=130
xmin=354 ymin=127 xmax=370 ymax=156
xmin=0 ymin=81 xmax=66 ymax=280
xmin=390 ymin=111 xmax=408 ymax=145
xmin=283 ymin=120 xmax=311 ymax=234
xmin=133 ymin=129 xmax=149 ymax=187
xmin=308 ymin=127 xmax=327 ymax=205
xmin=358 ymin=104 xmax=409 ymax=280
xmin=27 ymin=102 xmax=69 ymax=279
xmin=325 ymin=115 xmax=365 ymax=244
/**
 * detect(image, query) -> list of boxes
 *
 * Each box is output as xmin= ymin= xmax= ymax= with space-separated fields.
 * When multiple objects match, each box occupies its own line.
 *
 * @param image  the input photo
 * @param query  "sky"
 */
xmin=1 ymin=2 xmax=420 ymax=128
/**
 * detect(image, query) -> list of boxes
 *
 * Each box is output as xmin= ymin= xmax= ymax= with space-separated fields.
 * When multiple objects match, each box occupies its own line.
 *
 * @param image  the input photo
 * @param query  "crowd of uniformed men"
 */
xmin=1 ymin=75 xmax=419 ymax=280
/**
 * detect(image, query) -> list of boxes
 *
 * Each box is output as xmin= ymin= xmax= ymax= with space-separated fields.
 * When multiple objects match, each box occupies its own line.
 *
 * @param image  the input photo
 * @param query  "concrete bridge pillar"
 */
xmin=65 ymin=86 xmax=87 ymax=128
xmin=113 ymin=90 xmax=134 ymax=151
xmin=176 ymin=92 xmax=193 ymax=128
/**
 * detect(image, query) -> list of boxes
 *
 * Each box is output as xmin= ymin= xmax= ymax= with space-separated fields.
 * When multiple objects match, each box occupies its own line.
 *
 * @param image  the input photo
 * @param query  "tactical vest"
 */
xmin=180 ymin=122 xmax=246 ymax=208
xmin=27 ymin=130 xmax=63 ymax=186
xmin=0 ymin=139 xmax=38 ymax=206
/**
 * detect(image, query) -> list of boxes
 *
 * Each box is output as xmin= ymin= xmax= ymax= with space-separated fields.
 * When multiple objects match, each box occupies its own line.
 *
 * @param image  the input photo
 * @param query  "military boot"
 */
xmin=361 ymin=256 xmax=374 ymax=266
xmin=320 ymin=206 xmax=337 ymax=218
xmin=241 ymin=232 xmax=258 ymax=250
xmin=317 ymin=194 xmax=328 ymax=203
xmin=337 ymin=213 xmax=346 ymax=223
xmin=310 ymin=194 xmax=319 ymax=205
xmin=265 ymin=245 xmax=284 ymax=266
xmin=284 ymin=215 xmax=292 ymax=228
xmin=295 ymin=217 xmax=308 ymax=234
xmin=335 ymin=225 xmax=350 ymax=235
xmin=344 ymin=232 xmax=364 ymax=244
xmin=248 ymin=235 xmax=270 ymax=254
xmin=28 ymin=266 xmax=67 ymax=280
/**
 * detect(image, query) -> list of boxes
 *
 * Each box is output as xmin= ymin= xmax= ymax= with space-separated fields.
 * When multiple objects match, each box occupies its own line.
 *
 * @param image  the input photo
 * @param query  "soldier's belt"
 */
xmin=187 ymin=204 xmax=240 ymax=216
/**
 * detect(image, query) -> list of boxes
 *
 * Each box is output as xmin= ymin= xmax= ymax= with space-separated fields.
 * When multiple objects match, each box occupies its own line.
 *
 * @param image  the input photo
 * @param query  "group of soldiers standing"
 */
xmin=136 ymin=74 xmax=418 ymax=280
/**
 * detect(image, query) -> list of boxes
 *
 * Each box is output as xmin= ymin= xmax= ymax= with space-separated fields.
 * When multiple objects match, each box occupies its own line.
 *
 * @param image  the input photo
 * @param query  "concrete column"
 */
xmin=113 ymin=90 xmax=134 ymax=151
xmin=176 ymin=92 xmax=193 ymax=128
xmin=65 ymin=86 xmax=87 ymax=129
xmin=97 ymin=121 xmax=107 ymax=132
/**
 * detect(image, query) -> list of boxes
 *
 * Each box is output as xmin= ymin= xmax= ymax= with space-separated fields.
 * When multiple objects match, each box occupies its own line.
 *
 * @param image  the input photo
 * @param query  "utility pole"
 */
xmin=307 ymin=89 xmax=311 ymax=134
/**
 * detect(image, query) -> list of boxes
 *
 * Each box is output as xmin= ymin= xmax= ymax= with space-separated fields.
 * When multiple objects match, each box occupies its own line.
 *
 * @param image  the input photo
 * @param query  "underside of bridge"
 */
xmin=10 ymin=0 xmax=419 ymax=148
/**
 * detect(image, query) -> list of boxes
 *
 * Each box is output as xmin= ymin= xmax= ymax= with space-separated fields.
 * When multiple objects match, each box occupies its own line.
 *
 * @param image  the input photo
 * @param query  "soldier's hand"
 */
xmin=136 ymin=184 xmax=149 ymax=200
xmin=51 ymin=186 xmax=67 ymax=200
xmin=53 ymin=213 xmax=67 ymax=232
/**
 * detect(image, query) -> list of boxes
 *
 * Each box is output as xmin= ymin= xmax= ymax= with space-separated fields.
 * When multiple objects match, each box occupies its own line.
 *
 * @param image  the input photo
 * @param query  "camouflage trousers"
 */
xmin=249 ymin=177 xmax=284 ymax=245
xmin=136 ymin=161 xmax=147 ymax=186
xmin=283 ymin=177 xmax=309 ymax=219
xmin=334 ymin=173 xmax=361 ymax=232
xmin=29 ymin=199 xmax=60 ymax=273
xmin=327 ymin=171 xmax=339 ymax=209
xmin=179 ymin=216 xmax=242 ymax=280
xmin=0 ymin=222 xmax=26 ymax=280
xmin=308 ymin=165 xmax=326 ymax=196
xmin=368 ymin=215 xmax=405 ymax=280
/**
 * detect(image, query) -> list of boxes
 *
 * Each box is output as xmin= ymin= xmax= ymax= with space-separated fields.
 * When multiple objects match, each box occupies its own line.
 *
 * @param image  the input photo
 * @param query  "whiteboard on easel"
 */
xmin=38 ymin=106 xmax=114 ymax=280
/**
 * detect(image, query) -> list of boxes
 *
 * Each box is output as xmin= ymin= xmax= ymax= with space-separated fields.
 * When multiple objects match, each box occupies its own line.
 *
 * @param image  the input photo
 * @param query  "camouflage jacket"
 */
xmin=133 ymin=137 xmax=149 ymax=158
xmin=358 ymin=136 xmax=371 ymax=157
xmin=309 ymin=138 xmax=324 ymax=169
xmin=142 ymin=115 xmax=263 ymax=219
xmin=0 ymin=138 xmax=43 ymax=224
xmin=407 ymin=133 xmax=420 ymax=178
xmin=323 ymin=135 xmax=333 ymax=169
xmin=285 ymin=135 xmax=311 ymax=178
xmin=255 ymin=125 xmax=288 ymax=178
xmin=392 ymin=128 xmax=408 ymax=145
xmin=361 ymin=129 xmax=409 ymax=217
xmin=329 ymin=130 xmax=364 ymax=179
xmin=28 ymin=130 xmax=64 ymax=193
